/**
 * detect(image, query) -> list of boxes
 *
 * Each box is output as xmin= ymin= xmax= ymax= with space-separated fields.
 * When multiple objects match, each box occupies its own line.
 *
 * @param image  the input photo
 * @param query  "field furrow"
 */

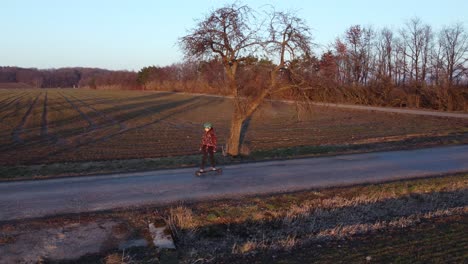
xmin=71 ymin=92 xmax=187 ymax=127
xmin=44 ymin=91 xmax=92 ymax=138
xmin=0 ymin=91 xmax=27 ymax=111
xmin=65 ymin=91 xmax=126 ymax=130
xmin=11 ymin=92 xmax=41 ymax=144
xmin=41 ymin=91 xmax=48 ymax=138
xmin=0 ymin=94 xmax=33 ymax=145
xmin=0 ymin=91 xmax=29 ymax=120
xmin=19 ymin=92 xmax=51 ymax=144
xmin=42 ymin=94 xmax=208 ymax=162
xmin=0 ymin=88 xmax=467 ymax=165
xmin=59 ymin=91 xmax=97 ymax=130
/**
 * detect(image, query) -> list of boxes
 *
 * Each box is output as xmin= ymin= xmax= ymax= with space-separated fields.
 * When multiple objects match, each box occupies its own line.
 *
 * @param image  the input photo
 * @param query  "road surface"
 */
xmin=180 ymin=91 xmax=468 ymax=119
xmin=311 ymin=102 xmax=468 ymax=119
xmin=0 ymin=145 xmax=467 ymax=221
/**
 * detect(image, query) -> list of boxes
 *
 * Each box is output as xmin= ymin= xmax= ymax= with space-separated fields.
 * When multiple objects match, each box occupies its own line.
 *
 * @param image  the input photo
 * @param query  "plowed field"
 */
xmin=0 ymin=89 xmax=467 ymax=165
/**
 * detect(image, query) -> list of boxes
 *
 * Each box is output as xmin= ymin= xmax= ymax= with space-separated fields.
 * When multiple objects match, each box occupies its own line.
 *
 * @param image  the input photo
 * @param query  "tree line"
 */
xmin=1 ymin=17 xmax=466 ymax=111
xmin=0 ymin=67 xmax=139 ymax=90
xmin=144 ymin=17 xmax=468 ymax=112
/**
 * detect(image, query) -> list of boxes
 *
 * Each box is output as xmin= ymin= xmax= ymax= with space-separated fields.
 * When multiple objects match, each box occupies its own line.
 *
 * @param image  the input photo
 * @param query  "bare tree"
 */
xmin=421 ymin=25 xmax=433 ymax=86
xmin=180 ymin=4 xmax=313 ymax=156
xmin=334 ymin=39 xmax=350 ymax=86
xmin=337 ymin=25 xmax=375 ymax=86
xmin=179 ymin=4 xmax=260 ymax=93
xmin=429 ymin=38 xmax=445 ymax=86
xmin=439 ymin=23 xmax=468 ymax=87
xmin=345 ymin=25 xmax=365 ymax=85
xmin=393 ymin=38 xmax=408 ymax=85
xmin=180 ymin=4 xmax=261 ymax=156
xmin=376 ymin=28 xmax=394 ymax=79
xmin=401 ymin=17 xmax=432 ymax=85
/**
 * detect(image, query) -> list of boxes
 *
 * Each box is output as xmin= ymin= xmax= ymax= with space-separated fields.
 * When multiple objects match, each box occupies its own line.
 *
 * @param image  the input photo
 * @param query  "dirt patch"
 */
xmin=0 ymin=219 xmax=142 ymax=263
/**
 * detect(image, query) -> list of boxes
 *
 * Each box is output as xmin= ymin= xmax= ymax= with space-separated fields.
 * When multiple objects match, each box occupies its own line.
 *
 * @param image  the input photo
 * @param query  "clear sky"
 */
xmin=2 ymin=0 xmax=467 ymax=71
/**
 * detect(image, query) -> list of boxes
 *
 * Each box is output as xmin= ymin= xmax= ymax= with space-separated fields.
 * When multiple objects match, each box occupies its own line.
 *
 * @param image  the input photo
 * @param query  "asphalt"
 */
xmin=0 ymin=145 xmax=467 ymax=222
xmin=311 ymin=102 xmax=468 ymax=119
xmin=180 ymin=91 xmax=468 ymax=119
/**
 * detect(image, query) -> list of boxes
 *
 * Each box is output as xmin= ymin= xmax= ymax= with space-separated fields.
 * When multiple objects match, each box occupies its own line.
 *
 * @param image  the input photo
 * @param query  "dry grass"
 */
xmin=166 ymin=206 xmax=198 ymax=241
xmin=275 ymin=235 xmax=298 ymax=251
xmin=104 ymin=251 xmax=135 ymax=264
xmin=167 ymin=206 xmax=197 ymax=230
xmin=232 ymin=240 xmax=260 ymax=254
xmin=316 ymin=207 xmax=466 ymax=240
xmin=161 ymin=174 xmax=468 ymax=263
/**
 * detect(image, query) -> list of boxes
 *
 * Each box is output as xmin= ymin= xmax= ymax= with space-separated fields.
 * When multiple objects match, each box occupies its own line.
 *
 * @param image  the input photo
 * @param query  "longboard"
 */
xmin=195 ymin=168 xmax=223 ymax=176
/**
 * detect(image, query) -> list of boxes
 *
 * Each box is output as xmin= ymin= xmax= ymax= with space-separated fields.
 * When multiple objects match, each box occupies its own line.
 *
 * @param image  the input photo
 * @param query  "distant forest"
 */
xmin=1 ymin=18 xmax=467 ymax=111
xmin=0 ymin=67 xmax=138 ymax=90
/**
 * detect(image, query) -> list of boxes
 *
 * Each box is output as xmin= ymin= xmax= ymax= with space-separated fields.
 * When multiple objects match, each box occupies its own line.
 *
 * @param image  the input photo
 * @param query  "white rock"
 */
xmin=148 ymin=223 xmax=176 ymax=249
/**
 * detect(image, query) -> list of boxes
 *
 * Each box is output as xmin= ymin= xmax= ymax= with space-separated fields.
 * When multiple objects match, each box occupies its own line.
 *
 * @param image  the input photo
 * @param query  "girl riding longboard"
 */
xmin=195 ymin=122 xmax=222 ymax=176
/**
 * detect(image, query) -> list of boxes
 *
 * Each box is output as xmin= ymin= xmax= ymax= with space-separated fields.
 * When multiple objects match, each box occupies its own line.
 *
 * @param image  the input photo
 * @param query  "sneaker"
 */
xmin=199 ymin=169 xmax=204 ymax=173
xmin=211 ymin=167 xmax=217 ymax=171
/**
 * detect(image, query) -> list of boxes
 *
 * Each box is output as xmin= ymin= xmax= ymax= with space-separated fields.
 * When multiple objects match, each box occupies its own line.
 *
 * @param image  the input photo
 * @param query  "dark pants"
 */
xmin=201 ymin=145 xmax=215 ymax=169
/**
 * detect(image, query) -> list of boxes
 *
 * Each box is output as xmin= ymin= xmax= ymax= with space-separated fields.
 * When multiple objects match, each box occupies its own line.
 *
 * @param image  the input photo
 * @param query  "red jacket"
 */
xmin=201 ymin=128 xmax=217 ymax=149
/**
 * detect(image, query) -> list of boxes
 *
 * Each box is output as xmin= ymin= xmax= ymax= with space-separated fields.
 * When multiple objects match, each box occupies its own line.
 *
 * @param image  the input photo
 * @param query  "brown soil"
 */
xmin=0 ymin=89 xmax=467 ymax=166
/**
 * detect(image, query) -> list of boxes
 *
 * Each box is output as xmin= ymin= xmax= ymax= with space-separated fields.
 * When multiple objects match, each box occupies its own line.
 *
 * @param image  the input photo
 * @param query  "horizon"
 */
xmin=2 ymin=0 xmax=467 ymax=71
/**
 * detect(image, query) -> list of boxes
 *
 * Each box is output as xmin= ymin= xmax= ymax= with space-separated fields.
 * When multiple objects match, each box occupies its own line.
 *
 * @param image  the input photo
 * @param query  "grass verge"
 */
xmin=1 ymin=132 xmax=467 ymax=181
xmin=2 ymin=173 xmax=465 ymax=263
xmin=161 ymin=173 xmax=468 ymax=263
xmin=230 ymin=214 xmax=467 ymax=264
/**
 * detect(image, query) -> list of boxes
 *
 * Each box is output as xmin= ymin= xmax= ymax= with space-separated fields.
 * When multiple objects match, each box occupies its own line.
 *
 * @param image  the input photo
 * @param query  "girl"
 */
xmin=199 ymin=122 xmax=217 ymax=172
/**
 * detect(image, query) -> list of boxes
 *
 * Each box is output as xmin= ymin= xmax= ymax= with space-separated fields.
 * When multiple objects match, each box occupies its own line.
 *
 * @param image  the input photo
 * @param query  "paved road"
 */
xmin=178 ymin=91 xmax=468 ymax=119
xmin=0 ymin=145 xmax=467 ymax=221
xmin=311 ymin=102 xmax=468 ymax=119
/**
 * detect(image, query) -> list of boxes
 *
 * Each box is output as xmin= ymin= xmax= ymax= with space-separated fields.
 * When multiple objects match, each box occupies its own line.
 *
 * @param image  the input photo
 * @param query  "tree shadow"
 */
xmin=0 ymin=94 xmax=206 ymax=150
xmin=35 ymin=96 xmax=221 ymax=163
xmin=238 ymin=116 xmax=253 ymax=156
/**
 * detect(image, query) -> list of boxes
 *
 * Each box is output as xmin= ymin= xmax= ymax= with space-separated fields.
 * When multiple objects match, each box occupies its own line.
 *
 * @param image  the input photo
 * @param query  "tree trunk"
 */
xmin=226 ymin=113 xmax=245 ymax=156
xmin=226 ymin=89 xmax=270 ymax=156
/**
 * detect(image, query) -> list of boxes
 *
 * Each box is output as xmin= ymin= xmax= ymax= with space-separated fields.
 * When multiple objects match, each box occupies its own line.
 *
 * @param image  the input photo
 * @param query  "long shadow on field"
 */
xmin=0 ymin=94 xmax=228 ymax=165
xmin=45 ymin=91 xmax=175 ymax=128
xmin=58 ymin=91 xmax=175 ymax=108
xmin=0 ymin=93 xmax=41 ymax=142
xmin=173 ymin=188 xmax=468 ymax=262
xmin=36 ymin=96 xmax=222 ymax=163
xmin=44 ymin=91 xmax=216 ymax=137
xmin=44 ymin=93 xmax=226 ymax=139
xmin=0 ymin=92 xmax=187 ymax=151
xmin=44 ymin=91 xmax=175 ymax=109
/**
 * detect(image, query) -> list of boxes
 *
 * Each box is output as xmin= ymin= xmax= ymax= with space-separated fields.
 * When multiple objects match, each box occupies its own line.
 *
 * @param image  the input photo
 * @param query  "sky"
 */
xmin=2 ymin=0 xmax=467 ymax=71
